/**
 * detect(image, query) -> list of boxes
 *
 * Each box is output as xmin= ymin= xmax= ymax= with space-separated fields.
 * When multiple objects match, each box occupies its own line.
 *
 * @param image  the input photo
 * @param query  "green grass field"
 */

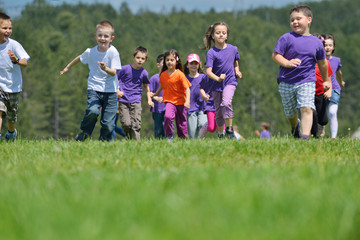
xmin=1 ymin=138 xmax=360 ymax=240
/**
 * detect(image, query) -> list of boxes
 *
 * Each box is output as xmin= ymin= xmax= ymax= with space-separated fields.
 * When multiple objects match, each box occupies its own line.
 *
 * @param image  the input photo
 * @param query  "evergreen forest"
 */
xmin=3 ymin=0 xmax=360 ymax=139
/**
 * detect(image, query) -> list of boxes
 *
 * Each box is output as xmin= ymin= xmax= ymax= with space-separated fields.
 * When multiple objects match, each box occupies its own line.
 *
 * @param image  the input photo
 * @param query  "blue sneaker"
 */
xmin=5 ymin=129 xmax=17 ymax=142
xmin=0 ymin=134 xmax=2 ymax=142
xmin=75 ymin=131 xmax=89 ymax=141
xmin=167 ymin=136 xmax=174 ymax=142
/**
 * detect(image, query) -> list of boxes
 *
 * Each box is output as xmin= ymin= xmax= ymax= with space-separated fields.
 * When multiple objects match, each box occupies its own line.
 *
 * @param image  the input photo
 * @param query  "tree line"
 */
xmin=3 ymin=0 xmax=359 ymax=139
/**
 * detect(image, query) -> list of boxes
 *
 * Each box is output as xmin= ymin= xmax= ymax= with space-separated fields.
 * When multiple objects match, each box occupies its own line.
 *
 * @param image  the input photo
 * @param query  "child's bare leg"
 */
xmin=225 ymin=118 xmax=232 ymax=128
xmin=217 ymin=125 xmax=224 ymax=133
xmin=300 ymin=107 xmax=313 ymax=136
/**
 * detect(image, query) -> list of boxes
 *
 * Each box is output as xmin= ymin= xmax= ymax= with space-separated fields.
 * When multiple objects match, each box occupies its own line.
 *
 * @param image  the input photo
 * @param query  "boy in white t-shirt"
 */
xmin=60 ymin=20 xmax=122 ymax=141
xmin=0 ymin=12 xmax=30 ymax=141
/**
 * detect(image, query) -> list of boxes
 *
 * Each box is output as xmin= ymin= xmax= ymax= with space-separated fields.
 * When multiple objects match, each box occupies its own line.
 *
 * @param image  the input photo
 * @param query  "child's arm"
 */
xmin=336 ymin=70 xmax=345 ymax=87
xmin=317 ymin=59 xmax=332 ymax=99
xmin=151 ymin=84 xmax=163 ymax=98
xmin=60 ymin=55 xmax=81 ymax=75
xmin=98 ymin=62 xmax=116 ymax=76
xmin=143 ymin=84 xmax=154 ymax=107
xmin=200 ymin=88 xmax=210 ymax=102
xmin=272 ymin=52 xmax=301 ymax=68
xmin=184 ymin=87 xmax=190 ymax=109
xmin=206 ymin=67 xmax=226 ymax=82
xmin=234 ymin=60 xmax=242 ymax=79
xmin=8 ymin=50 xmax=27 ymax=67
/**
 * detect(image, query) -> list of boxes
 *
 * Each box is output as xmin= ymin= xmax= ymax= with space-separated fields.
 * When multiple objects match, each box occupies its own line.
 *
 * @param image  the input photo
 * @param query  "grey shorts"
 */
xmin=278 ymin=82 xmax=315 ymax=118
xmin=0 ymin=92 xmax=20 ymax=123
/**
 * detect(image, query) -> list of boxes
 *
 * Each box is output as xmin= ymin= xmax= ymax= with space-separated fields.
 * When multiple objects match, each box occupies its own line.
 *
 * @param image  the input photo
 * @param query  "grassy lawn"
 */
xmin=1 ymin=138 xmax=360 ymax=240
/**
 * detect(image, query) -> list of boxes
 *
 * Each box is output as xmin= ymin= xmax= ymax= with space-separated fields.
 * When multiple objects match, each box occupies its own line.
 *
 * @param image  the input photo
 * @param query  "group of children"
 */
xmin=0 ymin=4 xmax=344 ymax=142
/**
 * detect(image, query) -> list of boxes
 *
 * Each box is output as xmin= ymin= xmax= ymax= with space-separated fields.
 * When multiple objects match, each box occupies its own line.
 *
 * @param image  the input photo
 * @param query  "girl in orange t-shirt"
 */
xmin=151 ymin=49 xmax=191 ymax=141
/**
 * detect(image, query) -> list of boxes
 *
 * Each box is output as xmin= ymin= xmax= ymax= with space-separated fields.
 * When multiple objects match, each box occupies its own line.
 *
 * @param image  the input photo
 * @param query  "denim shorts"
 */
xmin=278 ymin=82 xmax=315 ymax=118
xmin=328 ymin=89 xmax=340 ymax=104
xmin=0 ymin=92 xmax=20 ymax=123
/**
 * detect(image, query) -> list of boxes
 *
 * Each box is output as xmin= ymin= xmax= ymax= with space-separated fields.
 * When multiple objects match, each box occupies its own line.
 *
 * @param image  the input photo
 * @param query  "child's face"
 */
xmin=132 ymin=51 xmax=147 ymax=69
xmin=156 ymin=58 xmax=164 ymax=70
xmin=165 ymin=54 xmax=177 ymax=71
xmin=212 ymin=25 xmax=228 ymax=45
xmin=94 ymin=27 xmax=114 ymax=52
xmin=324 ymin=39 xmax=334 ymax=57
xmin=0 ymin=19 xmax=12 ymax=44
xmin=188 ymin=61 xmax=200 ymax=73
xmin=290 ymin=11 xmax=311 ymax=35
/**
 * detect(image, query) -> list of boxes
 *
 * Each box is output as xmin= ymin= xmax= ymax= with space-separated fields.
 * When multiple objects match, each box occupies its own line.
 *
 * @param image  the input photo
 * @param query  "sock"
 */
xmin=301 ymin=135 xmax=309 ymax=140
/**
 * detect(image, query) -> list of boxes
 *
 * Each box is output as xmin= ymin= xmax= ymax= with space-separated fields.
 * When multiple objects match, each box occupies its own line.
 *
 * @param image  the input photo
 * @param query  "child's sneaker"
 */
xmin=5 ymin=129 xmax=17 ymax=142
xmin=75 ymin=131 xmax=89 ymax=141
xmin=167 ymin=136 xmax=174 ymax=142
xmin=225 ymin=126 xmax=235 ymax=139
xmin=0 ymin=134 xmax=2 ymax=142
xmin=291 ymin=120 xmax=301 ymax=138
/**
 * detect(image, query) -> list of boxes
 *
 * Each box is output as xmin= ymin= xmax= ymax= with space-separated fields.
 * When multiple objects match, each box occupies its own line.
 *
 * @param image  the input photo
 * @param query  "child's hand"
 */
xmin=153 ymin=96 xmax=163 ymax=103
xmin=148 ymin=100 xmax=154 ymax=108
xmin=286 ymin=58 xmax=301 ymax=68
xmin=98 ymin=61 xmax=107 ymax=71
xmin=323 ymin=89 xmax=332 ymax=99
xmin=117 ymin=89 xmax=124 ymax=98
xmin=340 ymin=80 xmax=346 ymax=88
xmin=235 ymin=70 xmax=242 ymax=79
xmin=323 ymin=81 xmax=331 ymax=92
xmin=184 ymin=102 xmax=190 ymax=109
xmin=149 ymin=92 xmax=155 ymax=98
xmin=8 ymin=50 xmax=18 ymax=63
xmin=60 ymin=67 xmax=68 ymax=75
xmin=218 ymin=74 xmax=226 ymax=82
xmin=202 ymin=94 xmax=210 ymax=102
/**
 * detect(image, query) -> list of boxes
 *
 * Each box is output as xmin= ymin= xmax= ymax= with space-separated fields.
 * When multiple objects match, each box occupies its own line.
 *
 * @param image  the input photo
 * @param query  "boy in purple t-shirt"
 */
xmin=272 ymin=5 xmax=332 ymax=139
xmin=149 ymin=54 xmax=166 ymax=139
xmin=117 ymin=46 xmax=153 ymax=140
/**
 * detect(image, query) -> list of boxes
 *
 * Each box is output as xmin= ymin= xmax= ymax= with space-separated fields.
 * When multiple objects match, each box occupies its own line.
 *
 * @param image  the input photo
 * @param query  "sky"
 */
xmin=3 ymin=0 xmax=323 ymax=17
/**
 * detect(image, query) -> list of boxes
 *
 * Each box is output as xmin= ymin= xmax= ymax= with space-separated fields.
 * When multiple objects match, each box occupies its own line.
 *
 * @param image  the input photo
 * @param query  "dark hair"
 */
xmin=289 ymin=5 xmax=312 ymax=18
xmin=156 ymin=54 xmax=165 ymax=64
xmin=161 ymin=49 xmax=183 ymax=73
xmin=261 ymin=122 xmax=270 ymax=130
xmin=0 ymin=12 xmax=11 ymax=21
xmin=324 ymin=34 xmax=336 ymax=54
xmin=96 ymin=20 xmax=114 ymax=35
xmin=183 ymin=61 xmax=204 ymax=76
xmin=133 ymin=46 xmax=148 ymax=58
xmin=313 ymin=33 xmax=325 ymax=47
xmin=203 ymin=22 xmax=230 ymax=49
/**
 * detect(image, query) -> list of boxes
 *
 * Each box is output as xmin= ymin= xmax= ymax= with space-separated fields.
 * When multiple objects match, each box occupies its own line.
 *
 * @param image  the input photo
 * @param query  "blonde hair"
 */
xmin=96 ymin=20 xmax=114 ymax=35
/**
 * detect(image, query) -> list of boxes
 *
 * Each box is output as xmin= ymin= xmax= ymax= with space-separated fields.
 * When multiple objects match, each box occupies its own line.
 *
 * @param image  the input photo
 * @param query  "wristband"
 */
xmin=12 ymin=58 xmax=19 ymax=64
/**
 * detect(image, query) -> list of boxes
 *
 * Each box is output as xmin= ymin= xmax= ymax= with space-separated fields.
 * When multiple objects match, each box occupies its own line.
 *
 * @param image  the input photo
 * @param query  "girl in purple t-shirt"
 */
xmin=183 ymin=53 xmax=207 ymax=139
xmin=324 ymin=34 xmax=345 ymax=138
xmin=203 ymin=22 xmax=242 ymax=138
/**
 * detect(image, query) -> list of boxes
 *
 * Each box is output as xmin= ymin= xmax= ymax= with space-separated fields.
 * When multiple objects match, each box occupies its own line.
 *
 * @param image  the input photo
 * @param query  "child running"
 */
xmin=272 ymin=5 xmax=331 ymax=139
xmin=117 ymin=46 xmax=153 ymax=140
xmin=198 ymin=75 xmax=217 ymax=138
xmin=149 ymin=54 xmax=166 ymax=139
xmin=203 ymin=22 xmax=242 ymax=138
xmin=151 ymin=49 xmax=191 ymax=141
xmin=184 ymin=53 xmax=207 ymax=139
xmin=311 ymin=34 xmax=333 ymax=138
xmin=60 ymin=20 xmax=121 ymax=141
xmin=324 ymin=34 xmax=345 ymax=138
xmin=0 ymin=12 xmax=30 ymax=141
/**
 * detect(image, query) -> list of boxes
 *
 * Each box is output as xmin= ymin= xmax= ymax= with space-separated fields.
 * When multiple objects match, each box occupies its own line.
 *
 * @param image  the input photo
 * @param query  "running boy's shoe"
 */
xmin=75 ymin=131 xmax=89 ymax=141
xmin=225 ymin=126 xmax=235 ymax=139
xmin=291 ymin=120 xmax=301 ymax=138
xmin=5 ymin=129 xmax=17 ymax=142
